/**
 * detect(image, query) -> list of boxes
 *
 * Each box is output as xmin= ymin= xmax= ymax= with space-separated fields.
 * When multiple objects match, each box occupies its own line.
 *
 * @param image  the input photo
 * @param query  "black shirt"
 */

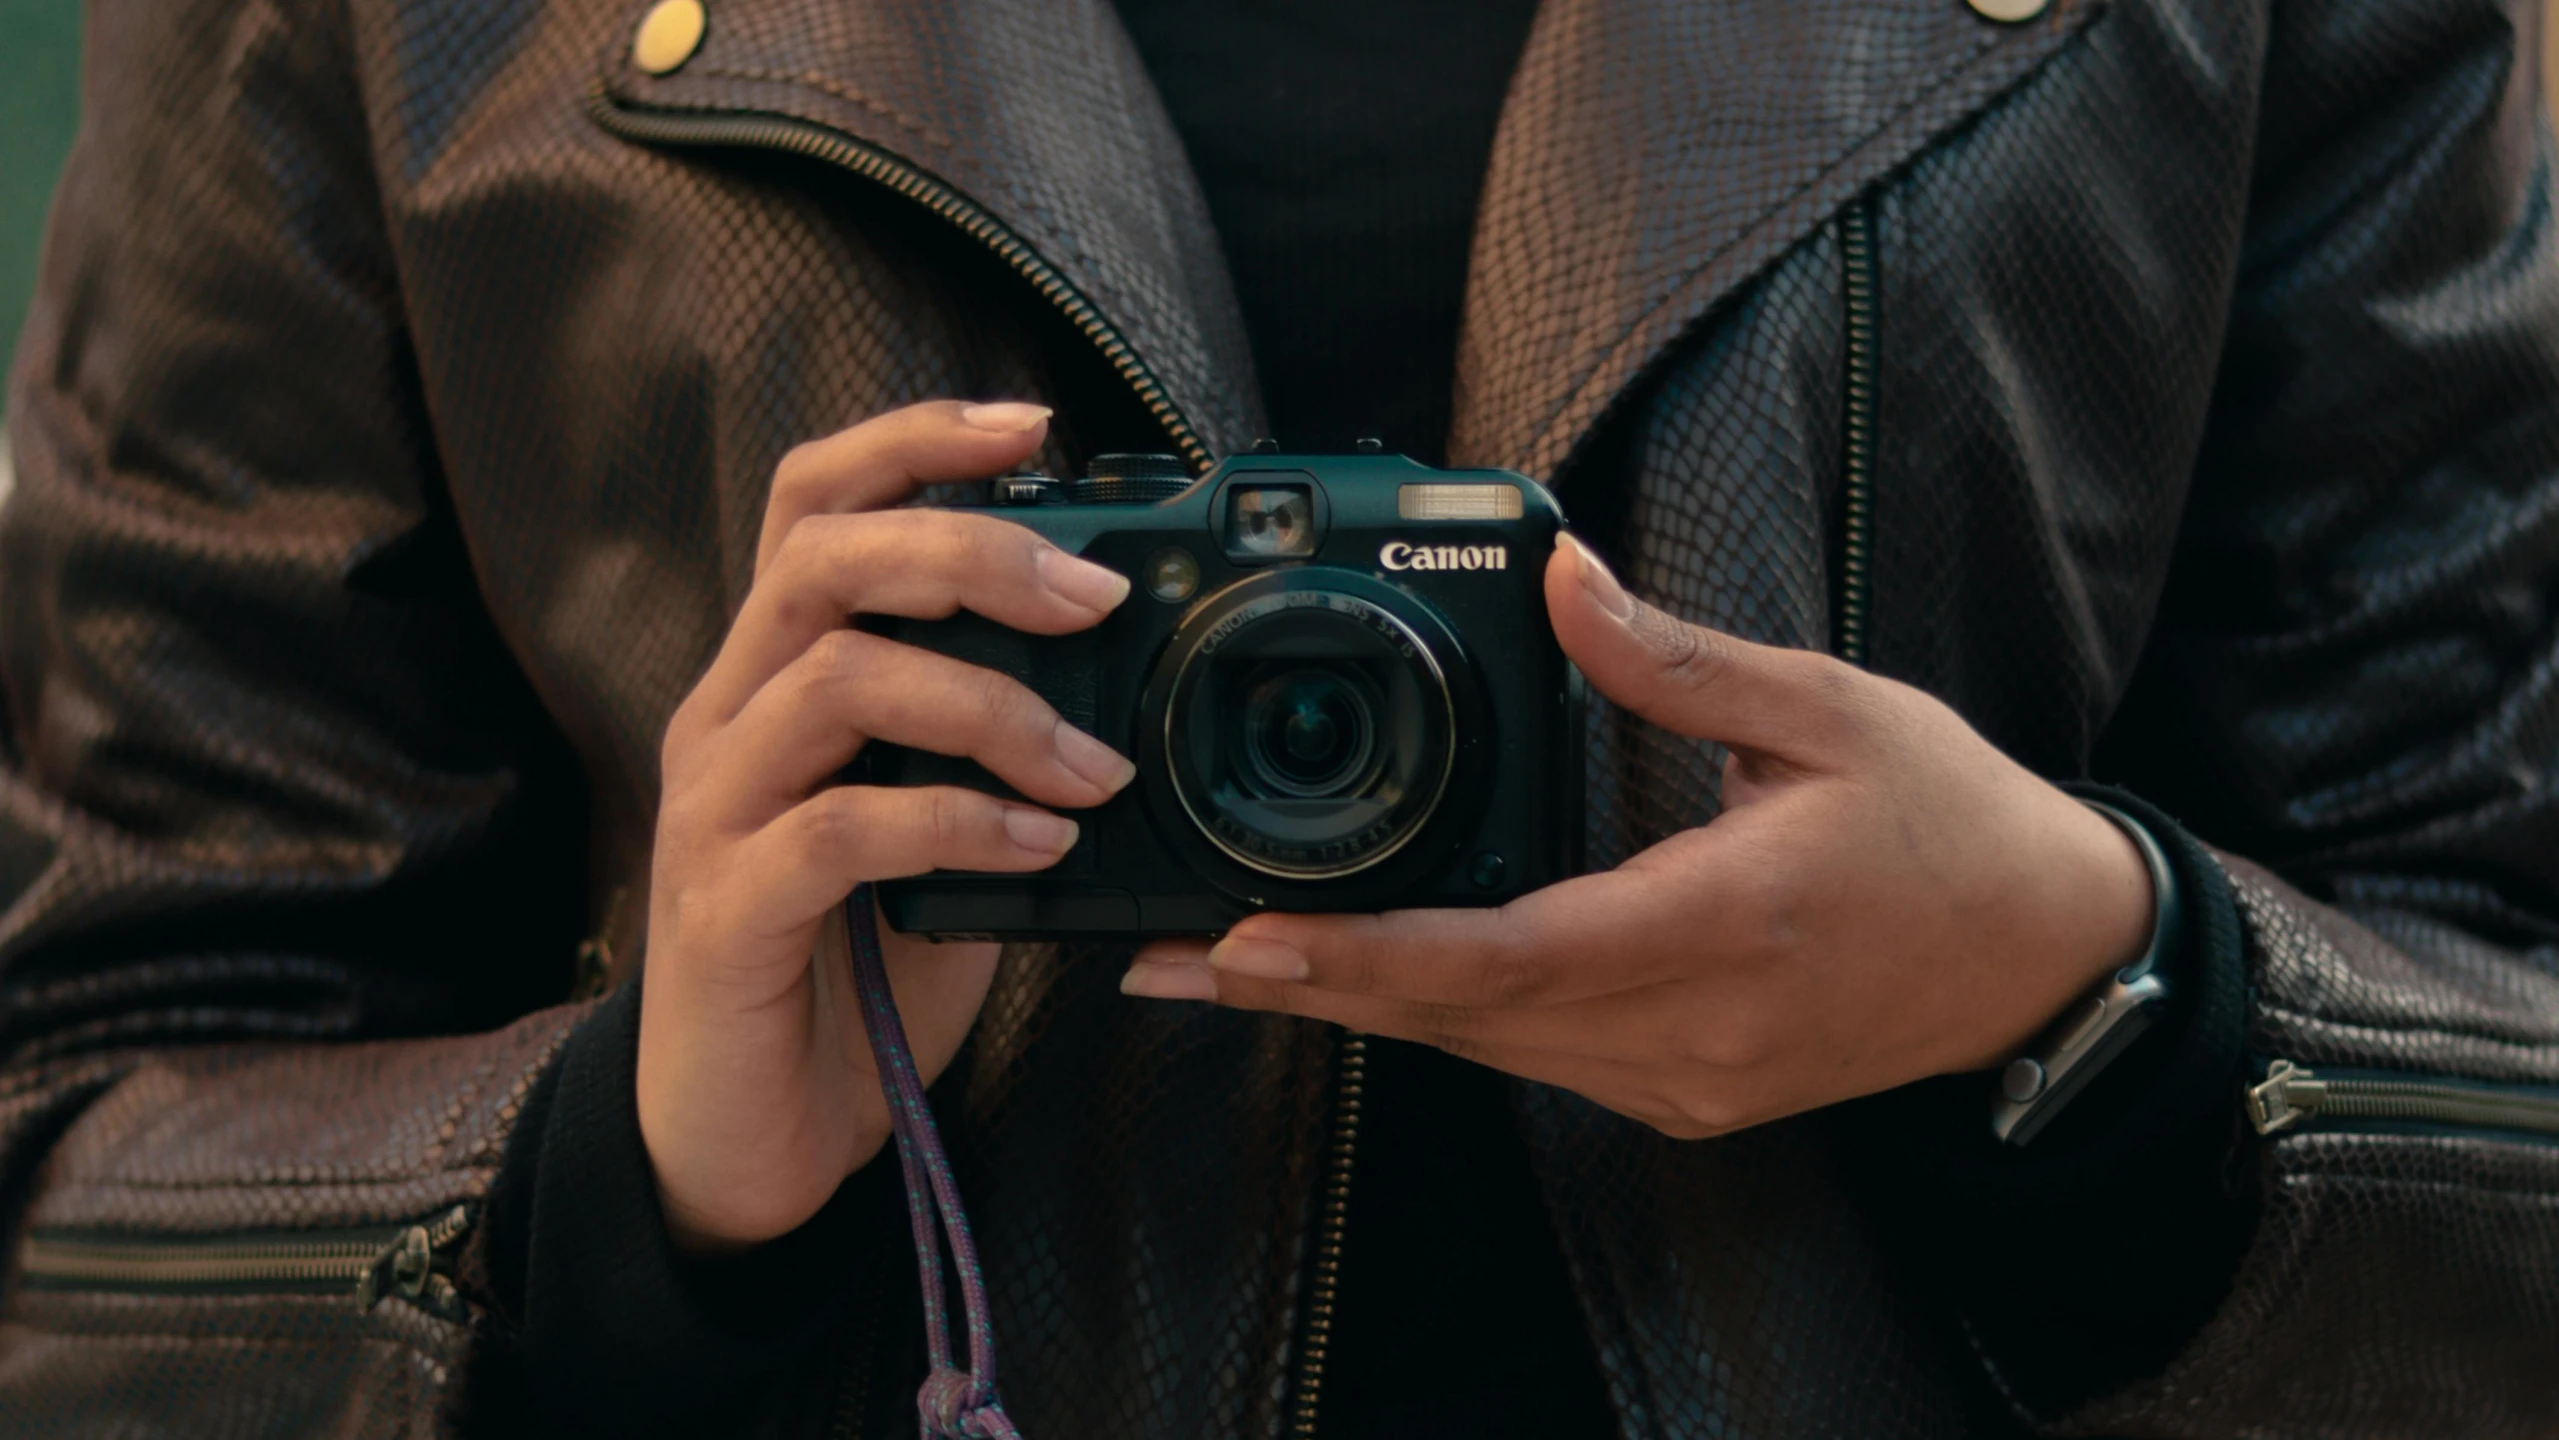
xmin=1111 ymin=0 xmax=1539 ymax=466
xmin=1104 ymin=7 xmax=1614 ymax=1434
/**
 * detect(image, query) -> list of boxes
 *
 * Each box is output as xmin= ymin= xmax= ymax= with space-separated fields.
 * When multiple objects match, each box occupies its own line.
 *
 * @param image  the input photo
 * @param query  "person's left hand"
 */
xmin=1123 ymin=535 xmax=2157 ymax=1139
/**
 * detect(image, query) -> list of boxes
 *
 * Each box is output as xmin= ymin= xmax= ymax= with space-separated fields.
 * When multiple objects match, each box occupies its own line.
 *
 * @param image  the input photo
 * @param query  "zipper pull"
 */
xmin=2247 ymin=1059 xmax=2327 ymax=1135
xmin=356 ymin=1205 xmax=472 ymax=1314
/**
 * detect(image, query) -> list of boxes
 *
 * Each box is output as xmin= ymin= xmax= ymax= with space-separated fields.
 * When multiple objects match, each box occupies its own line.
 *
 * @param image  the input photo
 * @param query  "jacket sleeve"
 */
xmin=0 ymin=0 xmax=599 ymax=1424
xmin=1991 ymin=3 xmax=2559 ymax=1432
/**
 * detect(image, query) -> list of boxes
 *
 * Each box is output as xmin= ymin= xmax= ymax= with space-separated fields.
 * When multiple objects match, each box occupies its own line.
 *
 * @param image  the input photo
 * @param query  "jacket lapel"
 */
xmin=596 ymin=0 xmax=1263 ymax=457
xmin=601 ymin=0 xmax=2100 ymax=481
xmin=1451 ymin=0 xmax=2105 ymax=478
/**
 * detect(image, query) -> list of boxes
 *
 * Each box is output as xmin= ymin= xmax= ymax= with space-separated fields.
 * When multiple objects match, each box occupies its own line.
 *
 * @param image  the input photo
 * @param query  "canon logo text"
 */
xmin=1379 ymin=541 xmax=1508 ymax=572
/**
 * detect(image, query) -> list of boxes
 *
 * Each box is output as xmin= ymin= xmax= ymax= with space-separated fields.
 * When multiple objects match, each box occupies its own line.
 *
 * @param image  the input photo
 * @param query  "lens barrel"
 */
xmin=1150 ymin=569 xmax=1472 ymax=882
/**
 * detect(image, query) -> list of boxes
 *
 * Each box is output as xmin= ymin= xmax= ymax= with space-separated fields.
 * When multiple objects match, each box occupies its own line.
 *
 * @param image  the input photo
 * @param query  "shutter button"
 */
xmin=633 ymin=0 xmax=706 ymax=74
xmin=1966 ymin=0 xmax=2050 ymax=21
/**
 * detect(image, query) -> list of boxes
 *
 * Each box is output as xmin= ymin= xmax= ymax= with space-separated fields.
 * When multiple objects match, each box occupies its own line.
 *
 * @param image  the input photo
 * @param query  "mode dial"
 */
xmin=1071 ymin=453 xmax=1192 ymax=505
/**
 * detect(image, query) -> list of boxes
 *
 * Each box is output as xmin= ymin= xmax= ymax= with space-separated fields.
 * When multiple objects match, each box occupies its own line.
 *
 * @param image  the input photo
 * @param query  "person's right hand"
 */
xmin=636 ymin=400 xmax=1136 ymax=1255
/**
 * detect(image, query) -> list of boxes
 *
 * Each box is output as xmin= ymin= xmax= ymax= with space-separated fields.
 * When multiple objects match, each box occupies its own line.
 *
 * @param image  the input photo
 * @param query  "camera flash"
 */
xmin=1398 ymin=484 xmax=1524 ymax=521
xmin=1227 ymin=485 xmax=1316 ymax=558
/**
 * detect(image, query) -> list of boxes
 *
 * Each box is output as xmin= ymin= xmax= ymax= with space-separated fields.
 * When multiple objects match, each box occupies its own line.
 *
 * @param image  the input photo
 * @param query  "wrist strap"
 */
xmin=844 ymin=884 xmax=1025 ymax=1439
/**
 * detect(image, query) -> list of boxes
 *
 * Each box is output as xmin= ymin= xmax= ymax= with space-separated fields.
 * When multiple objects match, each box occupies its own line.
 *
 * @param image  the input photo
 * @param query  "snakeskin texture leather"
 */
xmin=7 ymin=0 xmax=2559 ymax=1435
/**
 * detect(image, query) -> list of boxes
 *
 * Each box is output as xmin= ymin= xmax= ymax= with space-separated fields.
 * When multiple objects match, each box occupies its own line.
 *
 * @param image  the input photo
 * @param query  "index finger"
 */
xmin=757 ymin=399 xmax=1053 ymax=575
xmin=1197 ymin=841 xmax=1742 ymax=1010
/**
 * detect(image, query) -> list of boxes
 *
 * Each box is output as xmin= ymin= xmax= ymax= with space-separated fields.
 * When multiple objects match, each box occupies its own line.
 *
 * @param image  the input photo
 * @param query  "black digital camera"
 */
xmin=872 ymin=449 xmax=1582 ymax=939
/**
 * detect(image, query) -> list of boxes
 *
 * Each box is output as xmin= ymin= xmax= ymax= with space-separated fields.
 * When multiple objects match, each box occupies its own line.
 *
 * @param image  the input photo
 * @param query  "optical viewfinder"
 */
xmin=1226 ymin=484 xmax=1316 ymax=559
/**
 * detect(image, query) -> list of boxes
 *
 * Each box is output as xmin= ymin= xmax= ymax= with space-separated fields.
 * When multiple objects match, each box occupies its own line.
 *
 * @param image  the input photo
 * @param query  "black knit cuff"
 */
xmin=486 ymin=978 xmax=888 ymax=1436
xmin=1844 ymin=784 xmax=2254 ymax=1415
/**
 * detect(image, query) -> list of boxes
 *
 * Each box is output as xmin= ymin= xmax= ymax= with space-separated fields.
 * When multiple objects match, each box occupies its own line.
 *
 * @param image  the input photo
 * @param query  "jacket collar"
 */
xmin=1453 ymin=0 xmax=2105 ymax=476
xmin=598 ymin=0 xmax=1265 ymax=459
xmin=597 ymin=0 xmax=2098 ymax=477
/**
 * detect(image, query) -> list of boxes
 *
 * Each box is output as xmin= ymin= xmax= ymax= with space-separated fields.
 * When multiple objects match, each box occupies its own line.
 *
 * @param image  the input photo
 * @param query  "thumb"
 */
xmin=1545 ymin=534 xmax=1838 ymax=754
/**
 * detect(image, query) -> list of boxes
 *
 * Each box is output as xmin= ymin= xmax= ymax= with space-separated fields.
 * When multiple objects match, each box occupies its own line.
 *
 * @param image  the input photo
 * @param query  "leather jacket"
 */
xmin=9 ymin=0 xmax=2559 ymax=1434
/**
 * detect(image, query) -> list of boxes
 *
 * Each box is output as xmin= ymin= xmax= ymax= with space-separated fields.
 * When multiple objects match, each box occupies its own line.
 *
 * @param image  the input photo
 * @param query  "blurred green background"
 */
xmin=3 ymin=0 xmax=81 ymax=380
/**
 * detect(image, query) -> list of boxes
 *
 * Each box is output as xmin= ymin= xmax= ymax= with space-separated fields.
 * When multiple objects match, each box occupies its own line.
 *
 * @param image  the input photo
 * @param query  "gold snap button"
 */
xmin=632 ymin=0 xmax=706 ymax=75
xmin=1966 ymin=0 xmax=2050 ymax=21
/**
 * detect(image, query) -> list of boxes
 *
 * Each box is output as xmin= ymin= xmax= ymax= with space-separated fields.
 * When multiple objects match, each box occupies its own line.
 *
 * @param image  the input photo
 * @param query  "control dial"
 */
xmin=1071 ymin=452 xmax=1193 ymax=505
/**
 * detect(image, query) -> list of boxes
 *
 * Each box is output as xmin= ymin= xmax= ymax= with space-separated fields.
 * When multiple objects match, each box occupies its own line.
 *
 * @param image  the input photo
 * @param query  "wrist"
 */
xmin=1947 ymin=785 xmax=2158 ymax=1075
xmin=635 ymin=983 xmax=884 ymax=1258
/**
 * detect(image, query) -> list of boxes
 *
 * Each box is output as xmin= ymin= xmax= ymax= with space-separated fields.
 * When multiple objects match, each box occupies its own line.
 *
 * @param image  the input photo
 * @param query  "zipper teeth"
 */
xmin=2317 ymin=1085 xmax=2559 ymax=1131
xmin=584 ymin=88 xmax=1210 ymax=476
xmin=1287 ymin=1032 xmax=1367 ymax=1439
xmin=2251 ymin=1060 xmax=2559 ymax=1138
xmin=20 ymin=1204 xmax=474 ymax=1302
xmin=2303 ymin=1078 xmax=2559 ymax=1134
xmin=21 ymin=1236 xmax=387 ymax=1289
xmin=1837 ymin=201 xmax=1879 ymax=667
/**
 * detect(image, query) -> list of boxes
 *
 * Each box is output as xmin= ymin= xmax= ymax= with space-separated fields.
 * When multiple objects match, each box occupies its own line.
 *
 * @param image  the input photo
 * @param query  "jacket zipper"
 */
xmin=592 ymin=82 xmax=1376 ymax=1430
xmin=18 ymin=1204 xmax=474 ymax=1316
xmin=1286 ymin=1032 xmax=1367 ymax=1438
xmin=2247 ymin=1060 xmax=2559 ymax=1139
xmin=584 ymin=87 xmax=1212 ymax=476
xmin=1836 ymin=200 xmax=1879 ymax=666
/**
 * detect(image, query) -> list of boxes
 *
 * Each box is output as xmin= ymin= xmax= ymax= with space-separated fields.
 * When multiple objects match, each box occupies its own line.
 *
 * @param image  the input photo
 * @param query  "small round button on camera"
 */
xmin=1469 ymin=851 xmax=1506 ymax=889
xmin=1144 ymin=547 xmax=1200 ymax=604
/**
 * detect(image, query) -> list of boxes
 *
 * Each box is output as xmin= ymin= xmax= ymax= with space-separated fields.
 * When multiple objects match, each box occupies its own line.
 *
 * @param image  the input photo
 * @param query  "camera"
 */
xmin=871 ymin=448 xmax=1582 ymax=938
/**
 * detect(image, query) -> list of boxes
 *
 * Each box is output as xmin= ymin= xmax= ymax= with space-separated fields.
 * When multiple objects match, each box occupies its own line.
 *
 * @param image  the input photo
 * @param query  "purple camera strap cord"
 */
xmin=844 ymin=883 xmax=1024 ymax=1440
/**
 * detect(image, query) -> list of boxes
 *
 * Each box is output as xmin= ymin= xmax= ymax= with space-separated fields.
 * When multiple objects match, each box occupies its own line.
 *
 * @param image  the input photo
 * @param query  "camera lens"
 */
xmin=1156 ymin=575 xmax=1460 ymax=881
xmin=1240 ymin=666 xmax=1382 ymax=799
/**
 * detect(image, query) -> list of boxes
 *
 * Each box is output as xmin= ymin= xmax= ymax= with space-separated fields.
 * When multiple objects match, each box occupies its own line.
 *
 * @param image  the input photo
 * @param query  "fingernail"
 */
xmin=1206 ymin=936 xmax=1310 ymax=983
xmin=1056 ymin=721 xmax=1137 ymax=793
xmin=1563 ymin=533 xmax=1634 ymax=621
xmin=1120 ymin=962 xmax=1218 ymax=1001
xmin=1037 ymin=546 xmax=1133 ymax=613
xmin=960 ymin=401 xmax=1053 ymax=433
xmin=1002 ymin=807 xmax=1079 ymax=856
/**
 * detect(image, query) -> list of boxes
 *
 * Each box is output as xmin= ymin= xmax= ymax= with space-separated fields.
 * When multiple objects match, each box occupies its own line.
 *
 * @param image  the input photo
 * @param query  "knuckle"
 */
xmin=1670 ymin=1087 xmax=1746 ymax=1137
xmin=969 ymin=664 xmax=1023 ymax=727
xmin=1797 ymin=654 xmax=1879 ymax=741
xmin=1679 ymin=1007 xmax=1771 ymax=1069
xmin=793 ymin=630 xmax=876 ymax=705
xmin=1409 ymin=1001 xmax=1480 ymax=1059
xmin=1334 ymin=919 xmax=1390 ymax=997
xmin=1648 ymin=614 xmax=1733 ymax=696
xmin=801 ymin=789 xmax=867 ymax=852
xmin=771 ymin=439 xmax=829 ymax=503
xmin=923 ymin=787 xmax=978 ymax=853
xmin=654 ymin=790 xmax=710 ymax=847
xmin=1424 ymin=1027 xmax=1482 ymax=1065
xmin=770 ymin=513 xmax=842 ymax=589
xmin=1473 ymin=941 xmax=1551 ymax=1008
xmin=807 ymin=626 xmax=872 ymax=676
xmin=1722 ymin=858 xmax=1807 ymax=960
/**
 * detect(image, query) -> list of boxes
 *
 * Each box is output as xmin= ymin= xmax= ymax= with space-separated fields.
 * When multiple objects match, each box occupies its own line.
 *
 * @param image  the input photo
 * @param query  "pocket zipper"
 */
xmin=17 ymin=1203 xmax=473 ymax=1317
xmin=2247 ymin=1060 xmax=2559 ymax=1139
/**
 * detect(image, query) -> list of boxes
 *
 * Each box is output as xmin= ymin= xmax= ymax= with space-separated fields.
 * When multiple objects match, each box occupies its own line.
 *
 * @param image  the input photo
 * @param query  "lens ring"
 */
xmin=1161 ymin=583 xmax=1456 ymax=881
